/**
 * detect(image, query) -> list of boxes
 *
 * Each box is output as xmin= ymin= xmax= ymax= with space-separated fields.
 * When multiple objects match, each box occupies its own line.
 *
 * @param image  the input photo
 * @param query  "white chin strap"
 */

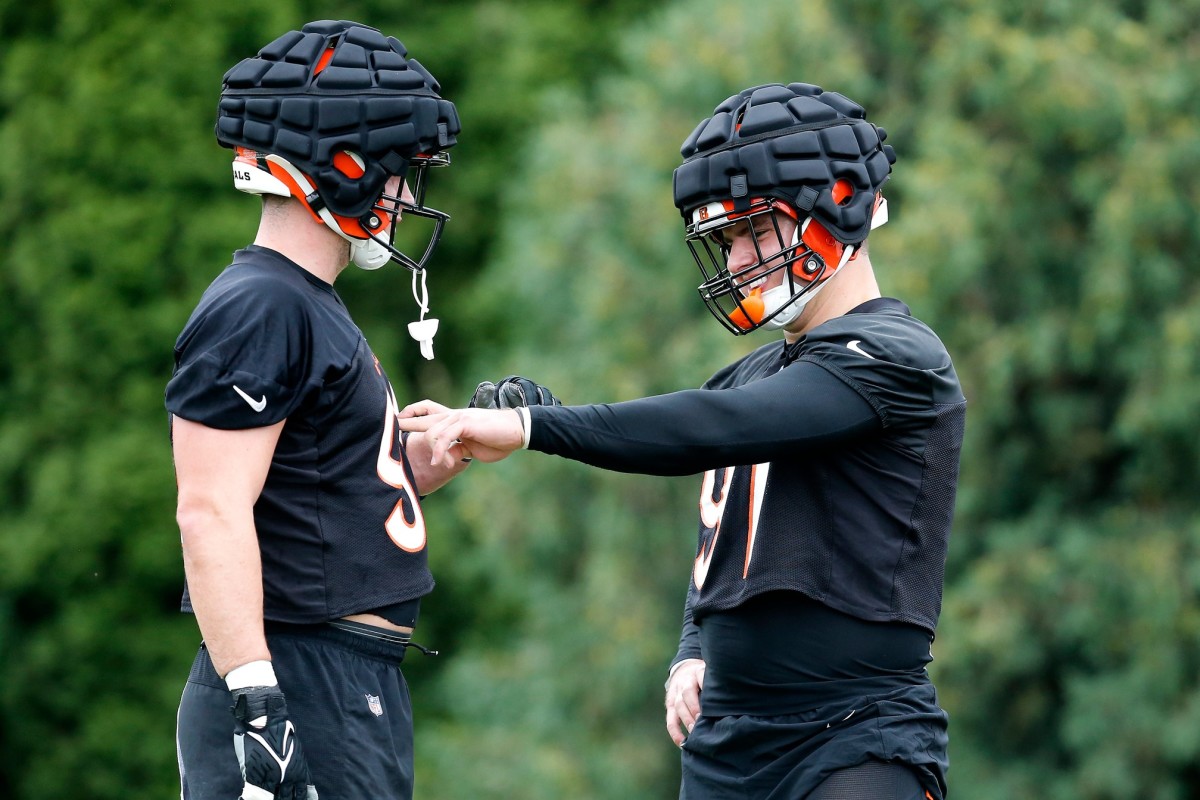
xmin=760 ymin=278 xmax=832 ymax=330
xmin=760 ymin=197 xmax=888 ymax=330
xmin=235 ymin=154 xmax=439 ymax=358
xmin=256 ymin=155 xmax=391 ymax=271
xmin=758 ymin=219 xmax=851 ymax=330
xmin=349 ymin=238 xmax=390 ymax=270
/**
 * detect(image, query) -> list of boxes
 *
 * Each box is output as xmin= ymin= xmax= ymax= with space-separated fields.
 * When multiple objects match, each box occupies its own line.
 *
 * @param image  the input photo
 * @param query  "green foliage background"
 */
xmin=1 ymin=0 xmax=1198 ymax=797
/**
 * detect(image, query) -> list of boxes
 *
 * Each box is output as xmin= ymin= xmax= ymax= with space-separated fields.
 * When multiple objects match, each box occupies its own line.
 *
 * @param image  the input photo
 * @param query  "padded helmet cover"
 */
xmin=673 ymin=83 xmax=895 ymax=245
xmin=215 ymin=19 xmax=460 ymax=218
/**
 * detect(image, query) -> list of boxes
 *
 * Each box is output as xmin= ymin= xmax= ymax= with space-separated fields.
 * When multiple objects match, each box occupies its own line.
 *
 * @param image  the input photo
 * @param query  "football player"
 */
xmin=168 ymin=20 xmax=469 ymax=800
xmin=399 ymin=83 xmax=964 ymax=799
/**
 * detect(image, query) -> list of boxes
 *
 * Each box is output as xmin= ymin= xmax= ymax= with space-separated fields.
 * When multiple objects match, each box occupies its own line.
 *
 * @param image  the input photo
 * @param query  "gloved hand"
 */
xmin=469 ymin=376 xmax=562 ymax=409
xmin=231 ymin=685 xmax=319 ymax=800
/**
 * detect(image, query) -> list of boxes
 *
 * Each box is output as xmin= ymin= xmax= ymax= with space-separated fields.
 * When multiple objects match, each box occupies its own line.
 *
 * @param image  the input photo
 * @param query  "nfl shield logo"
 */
xmin=366 ymin=694 xmax=384 ymax=717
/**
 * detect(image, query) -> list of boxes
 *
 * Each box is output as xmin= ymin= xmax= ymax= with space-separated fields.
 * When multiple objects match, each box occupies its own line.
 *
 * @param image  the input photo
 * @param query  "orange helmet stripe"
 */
xmin=313 ymin=45 xmax=335 ymax=76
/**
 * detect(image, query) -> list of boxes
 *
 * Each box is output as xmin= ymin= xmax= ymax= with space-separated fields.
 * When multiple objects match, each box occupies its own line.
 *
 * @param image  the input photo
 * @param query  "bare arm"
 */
xmin=172 ymin=415 xmax=283 ymax=677
xmin=398 ymin=402 xmax=525 ymax=469
xmin=399 ymin=400 xmax=475 ymax=494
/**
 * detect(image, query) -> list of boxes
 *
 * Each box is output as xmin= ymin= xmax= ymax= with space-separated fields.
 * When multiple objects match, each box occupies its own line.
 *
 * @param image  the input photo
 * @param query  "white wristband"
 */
xmin=224 ymin=659 xmax=278 ymax=691
xmin=516 ymin=407 xmax=532 ymax=449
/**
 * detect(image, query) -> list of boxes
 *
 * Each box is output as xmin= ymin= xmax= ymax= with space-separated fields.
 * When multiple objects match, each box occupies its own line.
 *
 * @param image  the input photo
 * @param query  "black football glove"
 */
xmin=469 ymin=375 xmax=562 ymax=409
xmin=231 ymin=685 xmax=319 ymax=800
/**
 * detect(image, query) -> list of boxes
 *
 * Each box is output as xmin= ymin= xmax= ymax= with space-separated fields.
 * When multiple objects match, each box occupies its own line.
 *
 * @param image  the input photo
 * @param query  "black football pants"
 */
xmin=176 ymin=622 xmax=414 ymax=800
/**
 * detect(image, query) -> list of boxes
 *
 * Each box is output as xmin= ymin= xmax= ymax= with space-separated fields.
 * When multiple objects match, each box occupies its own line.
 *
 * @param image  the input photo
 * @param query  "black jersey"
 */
xmin=165 ymin=246 xmax=432 ymax=623
xmin=527 ymin=298 xmax=965 ymax=639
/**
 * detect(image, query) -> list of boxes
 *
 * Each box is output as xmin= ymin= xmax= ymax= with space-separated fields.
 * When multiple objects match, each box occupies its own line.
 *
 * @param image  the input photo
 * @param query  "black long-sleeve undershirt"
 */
xmin=526 ymin=359 xmax=881 ymax=476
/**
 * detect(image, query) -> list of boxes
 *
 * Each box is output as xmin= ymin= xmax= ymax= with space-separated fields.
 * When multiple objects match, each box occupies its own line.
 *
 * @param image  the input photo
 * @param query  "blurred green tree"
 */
xmin=0 ymin=1 xmax=309 ymax=795
xmin=875 ymin=2 xmax=1200 ymax=796
xmin=1 ymin=0 xmax=1198 ymax=798
xmin=416 ymin=0 xmax=1200 ymax=798
xmin=0 ymin=0 xmax=655 ymax=797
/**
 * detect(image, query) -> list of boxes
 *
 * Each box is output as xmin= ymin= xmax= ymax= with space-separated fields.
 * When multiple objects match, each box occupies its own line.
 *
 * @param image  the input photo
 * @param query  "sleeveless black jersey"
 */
xmin=527 ymin=298 xmax=964 ymax=638
xmin=165 ymin=246 xmax=432 ymax=623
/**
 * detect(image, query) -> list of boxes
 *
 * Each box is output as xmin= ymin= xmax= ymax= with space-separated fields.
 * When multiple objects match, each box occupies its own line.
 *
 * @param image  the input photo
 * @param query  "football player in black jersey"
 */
xmin=167 ymin=20 xmax=471 ymax=800
xmin=399 ymin=84 xmax=963 ymax=799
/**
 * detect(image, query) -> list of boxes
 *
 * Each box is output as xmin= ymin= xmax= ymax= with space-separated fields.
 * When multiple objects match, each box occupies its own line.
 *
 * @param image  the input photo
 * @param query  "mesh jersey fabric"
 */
xmin=165 ymin=245 xmax=432 ymax=622
xmin=527 ymin=298 xmax=964 ymax=636
xmin=807 ymin=759 xmax=927 ymax=799
xmin=677 ymin=298 xmax=964 ymax=638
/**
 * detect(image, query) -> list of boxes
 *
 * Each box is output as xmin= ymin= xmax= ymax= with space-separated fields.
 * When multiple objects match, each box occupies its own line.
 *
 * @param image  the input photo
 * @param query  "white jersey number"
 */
xmin=692 ymin=462 xmax=769 ymax=589
xmin=377 ymin=382 xmax=427 ymax=551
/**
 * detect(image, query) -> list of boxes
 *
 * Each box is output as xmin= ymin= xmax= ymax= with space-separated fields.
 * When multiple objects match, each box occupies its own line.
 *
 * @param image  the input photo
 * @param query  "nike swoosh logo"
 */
xmin=846 ymin=340 xmax=875 ymax=359
xmin=244 ymin=720 xmax=295 ymax=775
xmin=233 ymin=385 xmax=267 ymax=412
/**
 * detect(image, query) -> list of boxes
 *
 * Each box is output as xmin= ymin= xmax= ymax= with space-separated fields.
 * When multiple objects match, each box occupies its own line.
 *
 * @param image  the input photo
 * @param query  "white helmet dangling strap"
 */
xmin=258 ymin=153 xmax=439 ymax=358
xmin=406 ymin=267 xmax=439 ymax=361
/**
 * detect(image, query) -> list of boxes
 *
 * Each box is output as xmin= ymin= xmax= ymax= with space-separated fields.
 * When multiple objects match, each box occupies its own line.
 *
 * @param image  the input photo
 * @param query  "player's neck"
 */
xmin=253 ymin=202 xmax=351 ymax=284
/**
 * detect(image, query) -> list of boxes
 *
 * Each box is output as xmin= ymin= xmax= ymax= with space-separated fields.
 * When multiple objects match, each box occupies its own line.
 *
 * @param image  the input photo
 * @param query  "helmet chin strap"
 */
xmin=262 ymin=154 xmax=440 ymax=359
xmin=760 ymin=219 xmax=857 ymax=330
xmin=349 ymin=238 xmax=391 ymax=271
xmin=760 ymin=278 xmax=827 ymax=330
xmin=265 ymin=156 xmax=393 ymax=271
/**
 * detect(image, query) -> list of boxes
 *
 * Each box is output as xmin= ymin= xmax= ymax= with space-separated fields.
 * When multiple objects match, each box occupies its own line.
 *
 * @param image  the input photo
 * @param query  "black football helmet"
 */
xmin=216 ymin=19 xmax=461 ymax=273
xmin=672 ymin=83 xmax=895 ymax=333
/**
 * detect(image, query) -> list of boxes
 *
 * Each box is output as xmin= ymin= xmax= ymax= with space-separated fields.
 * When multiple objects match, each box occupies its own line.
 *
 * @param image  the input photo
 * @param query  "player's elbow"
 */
xmin=175 ymin=492 xmax=236 ymax=547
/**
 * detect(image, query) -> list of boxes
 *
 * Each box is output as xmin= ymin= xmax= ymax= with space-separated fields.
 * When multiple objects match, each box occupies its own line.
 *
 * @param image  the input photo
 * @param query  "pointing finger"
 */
xmin=396 ymin=413 xmax=445 ymax=432
xmin=398 ymin=399 xmax=451 ymax=419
